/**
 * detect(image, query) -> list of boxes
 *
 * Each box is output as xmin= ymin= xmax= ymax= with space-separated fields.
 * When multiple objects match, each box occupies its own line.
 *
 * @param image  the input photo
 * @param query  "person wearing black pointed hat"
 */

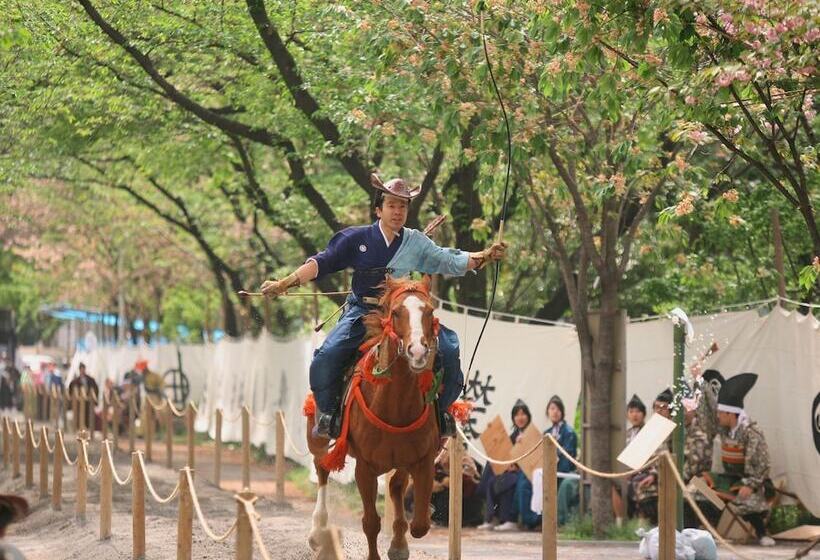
xmin=260 ymin=174 xmax=508 ymax=439
xmin=476 ymin=399 xmax=531 ymax=532
xmin=631 ymin=387 xmax=675 ymax=524
xmin=711 ymin=373 xmax=774 ymax=546
xmin=696 ymin=369 xmax=724 ymax=442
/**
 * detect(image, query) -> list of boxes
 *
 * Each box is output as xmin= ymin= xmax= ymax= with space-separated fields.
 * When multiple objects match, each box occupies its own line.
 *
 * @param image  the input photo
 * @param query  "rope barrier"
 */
xmin=455 ymin=425 xmax=543 ymax=465
xmin=251 ymin=415 xmax=276 ymax=427
xmin=82 ymin=440 xmax=104 ymax=478
xmin=548 ymin=434 xmax=661 ymax=479
xmin=12 ymin=420 xmax=25 ymax=440
xmin=103 ymin=441 xmax=133 ymax=486
xmin=44 ymin=435 xmax=55 ymax=455
xmin=183 ymin=468 xmax=238 ymax=543
xmin=137 ymin=453 xmax=181 ymax=504
xmin=27 ymin=423 xmax=40 ymax=448
xmin=146 ymin=396 xmax=168 ymax=412
xmin=58 ymin=431 xmax=78 ymax=466
xmin=277 ymin=411 xmax=310 ymax=456
xmin=240 ymin=497 xmax=273 ymax=560
xmin=221 ymin=409 xmax=243 ymax=423
xmin=167 ymin=399 xmax=187 ymax=418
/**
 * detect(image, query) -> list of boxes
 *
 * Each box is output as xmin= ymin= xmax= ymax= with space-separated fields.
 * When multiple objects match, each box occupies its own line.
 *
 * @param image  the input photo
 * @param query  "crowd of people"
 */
xmin=406 ymin=366 xmax=775 ymax=548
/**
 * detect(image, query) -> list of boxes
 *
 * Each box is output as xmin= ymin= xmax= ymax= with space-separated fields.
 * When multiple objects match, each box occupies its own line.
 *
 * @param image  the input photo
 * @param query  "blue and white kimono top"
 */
xmin=308 ymin=221 xmax=469 ymax=300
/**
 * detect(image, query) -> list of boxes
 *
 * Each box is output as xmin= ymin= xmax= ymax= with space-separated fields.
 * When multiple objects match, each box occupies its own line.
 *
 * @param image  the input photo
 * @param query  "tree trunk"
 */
xmin=444 ymin=162 xmax=486 ymax=308
xmin=582 ymin=278 xmax=619 ymax=536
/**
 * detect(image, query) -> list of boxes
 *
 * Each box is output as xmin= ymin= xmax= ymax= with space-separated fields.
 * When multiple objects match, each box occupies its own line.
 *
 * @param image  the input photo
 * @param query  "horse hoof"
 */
xmin=410 ymin=523 xmax=429 ymax=539
xmin=308 ymin=532 xmax=321 ymax=551
xmin=387 ymin=548 xmax=410 ymax=560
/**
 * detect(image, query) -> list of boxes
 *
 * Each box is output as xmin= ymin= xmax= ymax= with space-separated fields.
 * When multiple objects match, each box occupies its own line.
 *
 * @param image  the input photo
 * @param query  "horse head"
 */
xmin=365 ymin=275 xmax=438 ymax=374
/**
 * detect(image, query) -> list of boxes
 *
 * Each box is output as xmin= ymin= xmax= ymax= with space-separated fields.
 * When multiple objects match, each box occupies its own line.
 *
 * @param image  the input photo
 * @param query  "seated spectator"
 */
xmin=476 ymin=399 xmax=531 ymax=531
xmin=516 ymin=395 xmax=578 ymax=529
xmin=405 ymin=443 xmax=483 ymax=527
xmin=631 ymin=388 xmax=673 ymax=525
xmin=0 ymin=494 xmax=29 ymax=559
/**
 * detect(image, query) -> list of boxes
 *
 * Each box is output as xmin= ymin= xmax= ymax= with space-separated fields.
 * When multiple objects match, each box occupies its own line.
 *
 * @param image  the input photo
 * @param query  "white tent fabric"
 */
xmin=73 ymin=303 xmax=819 ymax=514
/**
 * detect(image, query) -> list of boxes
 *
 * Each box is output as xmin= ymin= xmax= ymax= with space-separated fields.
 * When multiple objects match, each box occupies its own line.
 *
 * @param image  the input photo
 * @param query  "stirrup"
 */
xmin=438 ymin=410 xmax=456 ymax=437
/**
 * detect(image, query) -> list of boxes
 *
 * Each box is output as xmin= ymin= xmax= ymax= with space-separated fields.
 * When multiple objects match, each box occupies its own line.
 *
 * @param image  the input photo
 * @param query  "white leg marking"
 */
xmin=309 ymin=485 xmax=329 ymax=550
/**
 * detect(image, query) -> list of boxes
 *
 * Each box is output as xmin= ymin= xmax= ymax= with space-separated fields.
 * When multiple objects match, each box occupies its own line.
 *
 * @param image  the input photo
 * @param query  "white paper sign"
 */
xmin=617 ymin=413 xmax=677 ymax=470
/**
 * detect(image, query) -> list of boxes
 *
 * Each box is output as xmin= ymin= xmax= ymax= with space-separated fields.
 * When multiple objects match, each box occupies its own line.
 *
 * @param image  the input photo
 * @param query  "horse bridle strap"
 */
xmin=352 ymin=380 xmax=431 ymax=433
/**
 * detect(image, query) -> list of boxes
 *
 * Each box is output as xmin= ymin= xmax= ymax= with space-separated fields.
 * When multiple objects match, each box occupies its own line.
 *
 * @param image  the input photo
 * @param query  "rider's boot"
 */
xmin=436 ymin=400 xmax=456 ymax=437
xmin=311 ymin=402 xmax=343 ymax=440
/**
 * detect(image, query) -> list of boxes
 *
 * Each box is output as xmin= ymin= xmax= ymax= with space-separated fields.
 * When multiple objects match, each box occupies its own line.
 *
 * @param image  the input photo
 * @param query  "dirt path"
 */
xmin=0 ymin=423 xmax=815 ymax=559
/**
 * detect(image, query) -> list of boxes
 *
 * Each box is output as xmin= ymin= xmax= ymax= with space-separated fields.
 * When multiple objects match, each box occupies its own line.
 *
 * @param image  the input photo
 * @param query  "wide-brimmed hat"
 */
xmin=371 ymin=174 xmax=421 ymax=200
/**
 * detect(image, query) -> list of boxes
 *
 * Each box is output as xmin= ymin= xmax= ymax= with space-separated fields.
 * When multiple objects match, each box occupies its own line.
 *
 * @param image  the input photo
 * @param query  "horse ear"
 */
xmin=421 ymin=274 xmax=432 ymax=291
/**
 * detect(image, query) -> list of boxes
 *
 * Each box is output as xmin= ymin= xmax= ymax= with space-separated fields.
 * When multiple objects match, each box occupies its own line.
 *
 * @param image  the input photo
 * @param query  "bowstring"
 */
xmin=462 ymin=8 xmax=512 ymax=397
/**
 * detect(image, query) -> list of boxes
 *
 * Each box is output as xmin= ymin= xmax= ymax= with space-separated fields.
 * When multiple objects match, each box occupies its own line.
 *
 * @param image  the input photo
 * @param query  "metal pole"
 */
xmin=672 ymin=323 xmax=686 ymax=530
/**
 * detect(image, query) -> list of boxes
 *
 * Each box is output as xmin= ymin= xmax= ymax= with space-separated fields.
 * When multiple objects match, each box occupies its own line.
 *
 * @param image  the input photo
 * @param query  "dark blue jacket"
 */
xmin=545 ymin=421 xmax=578 ymax=474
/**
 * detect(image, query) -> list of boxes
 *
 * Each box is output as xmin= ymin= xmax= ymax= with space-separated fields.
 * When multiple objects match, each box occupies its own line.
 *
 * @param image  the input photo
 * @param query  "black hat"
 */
xmin=511 ymin=399 xmax=531 ymax=424
xmin=717 ymin=373 xmax=758 ymax=413
xmin=627 ymin=393 xmax=646 ymax=415
xmin=547 ymin=395 xmax=565 ymax=421
xmin=702 ymin=369 xmax=724 ymax=394
xmin=655 ymin=388 xmax=673 ymax=404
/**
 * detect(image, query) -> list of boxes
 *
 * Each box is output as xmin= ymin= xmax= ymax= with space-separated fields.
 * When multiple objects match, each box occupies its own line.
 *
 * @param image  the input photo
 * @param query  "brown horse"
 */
xmin=305 ymin=276 xmax=441 ymax=560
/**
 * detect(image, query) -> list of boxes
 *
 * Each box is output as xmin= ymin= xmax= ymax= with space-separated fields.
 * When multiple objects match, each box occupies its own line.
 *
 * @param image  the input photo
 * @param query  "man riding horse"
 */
xmin=260 ymin=174 xmax=507 ymax=438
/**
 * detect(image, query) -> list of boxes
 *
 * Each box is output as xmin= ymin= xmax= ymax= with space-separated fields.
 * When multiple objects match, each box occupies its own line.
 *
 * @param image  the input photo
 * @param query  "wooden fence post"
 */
xmin=112 ymin=396 xmax=120 ymax=451
xmin=658 ymin=453 xmax=677 ymax=560
xmin=177 ymin=469 xmax=193 ymax=560
xmin=12 ymin=422 xmax=20 ymax=479
xmin=61 ymin=388 xmax=69 ymax=432
xmin=447 ymin=436 xmax=463 ymax=560
xmin=128 ymin=395 xmax=136 ymax=454
xmin=76 ymin=437 xmax=87 ymax=521
xmin=542 ymin=436 xmax=558 ymax=560
xmin=241 ymin=406 xmax=250 ymax=490
xmin=144 ymin=399 xmax=154 ymax=462
xmin=132 ymin=452 xmax=146 ymax=559
xmin=166 ymin=404 xmax=174 ymax=469
xmin=235 ymin=490 xmax=255 ymax=560
xmin=25 ymin=420 xmax=34 ymax=488
xmin=101 ymin=394 xmax=109 ymax=442
xmin=50 ymin=386 xmax=58 ymax=428
xmin=275 ymin=410 xmax=285 ymax=503
xmin=214 ymin=409 xmax=222 ymax=489
xmin=39 ymin=426 xmax=49 ymax=499
xmin=53 ymin=430 xmax=63 ymax=511
xmin=100 ymin=440 xmax=113 ymax=540
xmin=383 ymin=469 xmax=395 ymax=532
xmin=79 ymin=388 xmax=87 ymax=433
xmin=185 ymin=404 xmax=195 ymax=473
xmin=2 ymin=417 xmax=9 ymax=469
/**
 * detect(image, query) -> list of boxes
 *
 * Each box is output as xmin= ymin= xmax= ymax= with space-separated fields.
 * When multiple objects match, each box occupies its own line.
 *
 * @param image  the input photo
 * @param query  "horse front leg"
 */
xmin=407 ymin=457 xmax=435 ymax=539
xmin=308 ymin=415 xmax=331 ymax=551
xmin=355 ymin=462 xmax=382 ymax=560
xmin=387 ymin=469 xmax=410 ymax=560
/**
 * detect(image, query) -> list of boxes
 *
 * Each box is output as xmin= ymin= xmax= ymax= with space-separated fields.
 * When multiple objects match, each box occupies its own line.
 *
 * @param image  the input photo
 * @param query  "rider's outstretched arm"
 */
xmin=260 ymin=259 xmax=318 ymax=297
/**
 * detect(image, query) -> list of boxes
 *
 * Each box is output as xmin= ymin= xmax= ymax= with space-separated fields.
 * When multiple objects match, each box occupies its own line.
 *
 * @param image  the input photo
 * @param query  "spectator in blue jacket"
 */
xmin=515 ymin=395 xmax=578 ymax=529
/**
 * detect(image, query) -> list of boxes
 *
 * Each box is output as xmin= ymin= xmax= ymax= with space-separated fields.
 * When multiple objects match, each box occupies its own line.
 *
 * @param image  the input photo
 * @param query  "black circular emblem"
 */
xmin=813 ymin=393 xmax=820 ymax=455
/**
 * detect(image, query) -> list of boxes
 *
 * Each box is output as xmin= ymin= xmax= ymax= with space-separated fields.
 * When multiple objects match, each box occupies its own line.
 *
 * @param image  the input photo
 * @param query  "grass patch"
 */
xmin=558 ymin=515 xmax=644 ymax=541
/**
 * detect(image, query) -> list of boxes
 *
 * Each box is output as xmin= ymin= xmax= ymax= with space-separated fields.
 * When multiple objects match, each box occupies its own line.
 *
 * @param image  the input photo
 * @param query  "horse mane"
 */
xmin=362 ymin=276 xmax=432 ymax=340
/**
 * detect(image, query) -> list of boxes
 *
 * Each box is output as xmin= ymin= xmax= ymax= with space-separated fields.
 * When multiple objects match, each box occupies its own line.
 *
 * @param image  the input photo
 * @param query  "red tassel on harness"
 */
xmin=417 ymin=370 xmax=434 ymax=394
xmin=320 ymin=439 xmax=349 ymax=471
xmin=302 ymin=393 xmax=316 ymax=417
xmin=448 ymin=400 xmax=473 ymax=424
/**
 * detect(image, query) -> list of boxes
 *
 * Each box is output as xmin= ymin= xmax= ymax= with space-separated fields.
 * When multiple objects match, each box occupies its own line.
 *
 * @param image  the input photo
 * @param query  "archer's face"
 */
xmin=376 ymin=194 xmax=409 ymax=232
